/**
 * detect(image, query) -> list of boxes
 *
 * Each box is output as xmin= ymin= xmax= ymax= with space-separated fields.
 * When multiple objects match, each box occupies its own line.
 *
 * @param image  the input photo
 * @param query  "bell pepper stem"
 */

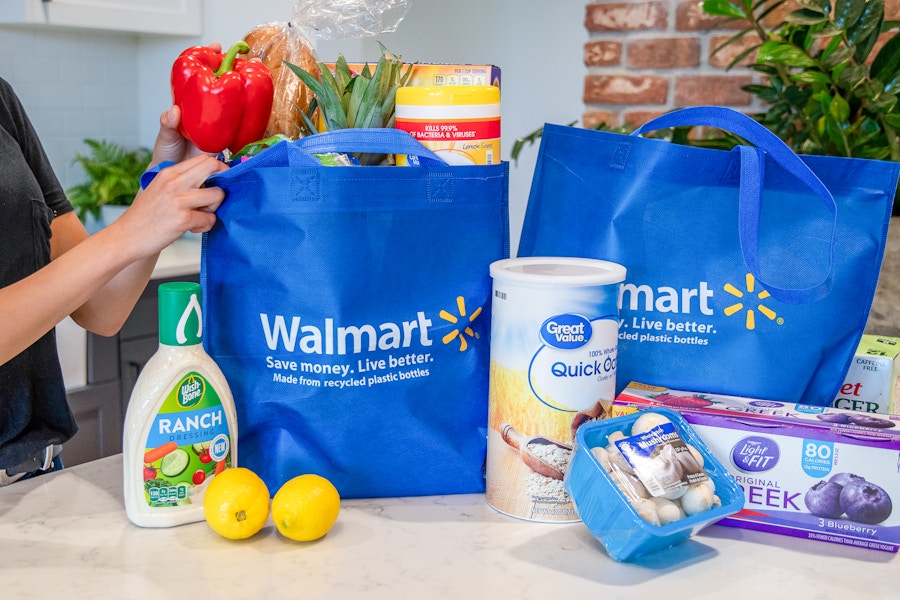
xmin=215 ymin=41 xmax=250 ymax=77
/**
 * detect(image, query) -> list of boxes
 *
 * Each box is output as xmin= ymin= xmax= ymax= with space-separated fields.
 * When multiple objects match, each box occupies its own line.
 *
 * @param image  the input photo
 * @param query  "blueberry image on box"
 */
xmin=804 ymin=472 xmax=893 ymax=525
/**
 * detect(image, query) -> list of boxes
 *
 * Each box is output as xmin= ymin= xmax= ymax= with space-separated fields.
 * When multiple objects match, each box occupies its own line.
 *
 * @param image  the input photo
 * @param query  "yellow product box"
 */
xmin=833 ymin=335 xmax=900 ymax=414
xmin=324 ymin=63 xmax=502 ymax=90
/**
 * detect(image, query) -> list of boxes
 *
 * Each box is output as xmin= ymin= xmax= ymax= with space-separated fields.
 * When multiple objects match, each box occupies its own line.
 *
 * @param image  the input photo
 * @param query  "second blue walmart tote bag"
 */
xmin=517 ymin=107 xmax=898 ymax=406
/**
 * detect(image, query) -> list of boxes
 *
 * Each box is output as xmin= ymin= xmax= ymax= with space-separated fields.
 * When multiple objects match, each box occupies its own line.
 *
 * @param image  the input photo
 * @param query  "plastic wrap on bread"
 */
xmin=242 ymin=22 xmax=320 ymax=139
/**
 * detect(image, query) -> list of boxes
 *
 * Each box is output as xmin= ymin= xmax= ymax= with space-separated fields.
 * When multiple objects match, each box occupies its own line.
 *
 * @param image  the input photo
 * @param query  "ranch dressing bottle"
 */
xmin=123 ymin=282 xmax=237 ymax=527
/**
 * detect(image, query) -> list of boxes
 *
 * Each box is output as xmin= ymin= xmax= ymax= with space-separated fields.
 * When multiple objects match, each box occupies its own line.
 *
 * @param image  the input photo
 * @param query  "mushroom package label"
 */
xmin=615 ymin=423 xmax=709 ymax=498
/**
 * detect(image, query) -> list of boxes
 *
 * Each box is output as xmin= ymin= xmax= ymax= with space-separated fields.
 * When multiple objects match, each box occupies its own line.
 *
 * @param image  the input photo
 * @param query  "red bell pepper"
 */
xmin=171 ymin=41 xmax=274 ymax=154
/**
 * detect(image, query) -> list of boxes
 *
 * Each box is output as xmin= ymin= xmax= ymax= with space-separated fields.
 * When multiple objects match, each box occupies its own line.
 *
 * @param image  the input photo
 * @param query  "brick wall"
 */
xmin=583 ymin=0 xmax=900 ymax=129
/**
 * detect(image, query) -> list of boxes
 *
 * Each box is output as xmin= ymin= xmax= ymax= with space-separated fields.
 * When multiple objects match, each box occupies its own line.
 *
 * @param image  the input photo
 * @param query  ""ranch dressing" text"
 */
xmin=123 ymin=282 xmax=238 ymax=528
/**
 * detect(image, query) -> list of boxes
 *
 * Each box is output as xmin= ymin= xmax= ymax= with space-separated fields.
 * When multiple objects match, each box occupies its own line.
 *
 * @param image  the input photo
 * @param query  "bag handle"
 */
xmin=632 ymin=106 xmax=837 ymax=304
xmin=203 ymin=127 xmax=449 ymax=185
xmin=289 ymin=127 xmax=448 ymax=166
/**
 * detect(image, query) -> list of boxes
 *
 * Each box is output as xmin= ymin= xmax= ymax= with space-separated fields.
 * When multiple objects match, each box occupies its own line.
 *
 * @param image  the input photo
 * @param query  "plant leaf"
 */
xmin=285 ymin=59 xmax=348 ymax=130
xmin=854 ymin=78 xmax=884 ymax=98
xmin=804 ymin=0 xmax=831 ymax=11
xmin=847 ymin=0 xmax=884 ymax=62
xmin=785 ymin=8 xmax=829 ymax=26
xmin=836 ymin=63 xmax=869 ymax=89
xmin=346 ymin=75 xmax=369 ymax=128
xmin=333 ymin=55 xmax=353 ymax=94
xmin=871 ymin=32 xmax=900 ymax=83
xmin=756 ymin=41 xmax=818 ymax=67
xmin=317 ymin=61 xmax=341 ymax=97
xmin=884 ymin=73 xmax=900 ymax=93
xmin=869 ymin=92 xmax=898 ymax=112
xmin=701 ymin=0 xmax=747 ymax=19
xmin=833 ymin=0 xmax=867 ymax=29
xmin=829 ymin=94 xmax=851 ymax=122
xmin=791 ymin=70 xmax=832 ymax=84
xmin=65 ymin=139 xmax=151 ymax=221
xmin=822 ymin=45 xmax=855 ymax=69
xmin=810 ymin=22 xmax=843 ymax=38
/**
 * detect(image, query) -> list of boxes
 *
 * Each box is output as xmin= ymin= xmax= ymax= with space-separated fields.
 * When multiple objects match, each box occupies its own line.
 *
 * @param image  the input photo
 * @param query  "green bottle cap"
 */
xmin=158 ymin=282 xmax=203 ymax=346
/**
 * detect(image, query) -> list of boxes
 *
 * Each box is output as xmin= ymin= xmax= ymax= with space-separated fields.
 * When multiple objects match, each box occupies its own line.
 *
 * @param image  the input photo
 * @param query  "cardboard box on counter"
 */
xmin=612 ymin=382 xmax=900 ymax=553
xmin=324 ymin=63 xmax=501 ymax=89
xmin=833 ymin=334 xmax=900 ymax=414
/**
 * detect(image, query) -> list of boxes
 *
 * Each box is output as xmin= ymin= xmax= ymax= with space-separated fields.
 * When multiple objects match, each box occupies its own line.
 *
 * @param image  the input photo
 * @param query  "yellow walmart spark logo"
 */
xmin=723 ymin=273 xmax=783 ymax=330
xmin=439 ymin=296 xmax=482 ymax=351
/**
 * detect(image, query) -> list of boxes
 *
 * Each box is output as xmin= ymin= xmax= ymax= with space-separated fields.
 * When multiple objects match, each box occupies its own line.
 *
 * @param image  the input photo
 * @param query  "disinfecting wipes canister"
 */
xmin=395 ymin=85 xmax=500 ymax=166
xmin=486 ymin=257 xmax=626 ymax=522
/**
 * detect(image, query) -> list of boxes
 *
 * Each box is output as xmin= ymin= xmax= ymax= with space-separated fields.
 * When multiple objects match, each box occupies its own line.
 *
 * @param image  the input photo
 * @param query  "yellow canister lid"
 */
xmin=397 ymin=85 xmax=500 ymax=106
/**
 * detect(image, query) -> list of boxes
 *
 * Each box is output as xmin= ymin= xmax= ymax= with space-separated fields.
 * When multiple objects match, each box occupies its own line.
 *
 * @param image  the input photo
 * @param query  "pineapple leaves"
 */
xmin=285 ymin=43 xmax=412 ymax=164
xmin=285 ymin=43 xmax=409 ymax=133
xmin=285 ymin=60 xmax=348 ymax=131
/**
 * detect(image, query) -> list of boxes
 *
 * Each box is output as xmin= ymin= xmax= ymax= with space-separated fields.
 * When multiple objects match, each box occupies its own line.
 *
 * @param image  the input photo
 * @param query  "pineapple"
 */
xmin=285 ymin=43 xmax=413 ymax=165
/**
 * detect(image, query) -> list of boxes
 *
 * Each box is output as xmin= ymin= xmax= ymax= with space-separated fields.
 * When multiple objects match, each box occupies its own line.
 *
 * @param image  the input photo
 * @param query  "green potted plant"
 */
xmin=66 ymin=138 xmax=152 ymax=224
xmin=513 ymin=1 xmax=900 ymax=169
xmin=703 ymin=0 xmax=900 ymax=161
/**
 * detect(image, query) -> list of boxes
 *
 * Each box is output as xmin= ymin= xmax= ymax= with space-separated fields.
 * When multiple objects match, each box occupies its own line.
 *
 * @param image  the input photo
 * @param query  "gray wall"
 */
xmin=0 ymin=28 xmax=140 ymax=188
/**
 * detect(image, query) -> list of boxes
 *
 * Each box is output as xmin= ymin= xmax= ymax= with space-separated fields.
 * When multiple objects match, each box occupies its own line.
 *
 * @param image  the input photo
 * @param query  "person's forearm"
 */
xmin=68 ymin=251 xmax=158 ymax=337
xmin=0 ymin=153 xmax=225 ymax=366
xmin=0 ymin=223 xmax=146 ymax=365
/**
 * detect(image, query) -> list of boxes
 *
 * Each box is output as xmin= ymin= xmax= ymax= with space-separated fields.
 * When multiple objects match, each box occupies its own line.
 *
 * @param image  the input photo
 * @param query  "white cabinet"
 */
xmin=0 ymin=0 xmax=202 ymax=36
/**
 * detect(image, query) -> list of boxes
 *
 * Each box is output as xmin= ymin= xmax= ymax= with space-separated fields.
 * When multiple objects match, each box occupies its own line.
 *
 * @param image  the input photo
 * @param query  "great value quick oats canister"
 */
xmin=395 ymin=85 xmax=500 ymax=166
xmin=486 ymin=257 xmax=626 ymax=522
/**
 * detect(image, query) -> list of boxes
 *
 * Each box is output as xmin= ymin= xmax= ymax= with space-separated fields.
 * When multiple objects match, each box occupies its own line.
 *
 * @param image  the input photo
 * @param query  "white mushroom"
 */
xmin=630 ymin=497 xmax=660 ymax=526
xmin=609 ymin=450 xmax=635 ymax=475
xmin=590 ymin=446 xmax=612 ymax=472
xmin=607 ymin=430 xmax=627 ymax=445
xmin=661 ymin=485 xmax=688 ymax=500
xmin=695 ymin=476 xmax=716 ymax=495
xmin=686 ymin=444 xmax=705 ymax=469
xmin=624 ymin=473 xmax=651 ymax=499
xmin=651 ymin=496 xmax=686 ymax=525
xmin=609 ymin=469 xmax=649 ymax=501
xmin=676 ymin=446 xmax=703 ymax=474
xmin=681 ymin=481 xmax=715 ymax=515
xmin=631 ymin=412 xmax=673 ymax=435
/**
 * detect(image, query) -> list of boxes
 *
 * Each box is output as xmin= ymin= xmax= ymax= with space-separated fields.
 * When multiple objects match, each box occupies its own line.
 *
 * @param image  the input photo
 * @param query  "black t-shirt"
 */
xmin=0 ymin=77 xmax=77 ymax=469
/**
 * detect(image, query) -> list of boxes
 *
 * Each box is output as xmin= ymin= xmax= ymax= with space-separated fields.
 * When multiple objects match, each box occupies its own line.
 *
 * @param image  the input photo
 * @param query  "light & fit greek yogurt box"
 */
xmin=612 ymin=382 xmax=900 ymax=553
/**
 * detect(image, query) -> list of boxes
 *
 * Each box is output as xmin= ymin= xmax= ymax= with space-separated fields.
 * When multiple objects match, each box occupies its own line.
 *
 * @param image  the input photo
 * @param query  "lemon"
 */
xmin=203 ymin=467 xmax=270 ymax=540
xmin=272 ymin=474 xmax=341 ymax=542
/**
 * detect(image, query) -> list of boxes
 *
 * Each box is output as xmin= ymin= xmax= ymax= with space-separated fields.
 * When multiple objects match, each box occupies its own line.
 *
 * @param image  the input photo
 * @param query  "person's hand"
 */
xmin=110 ymin=154 xmax=228 ymax=258
xmin=152 ymin=42 xmax=224 ymax=166
xmin=151 ymin=104 xmax=198 ymax=166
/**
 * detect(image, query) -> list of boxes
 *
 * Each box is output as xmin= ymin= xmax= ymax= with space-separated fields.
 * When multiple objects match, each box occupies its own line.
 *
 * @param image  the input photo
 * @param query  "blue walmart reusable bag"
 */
xmin=517 ymin=107 xmax=898 ymax=406
xmin=201 ymin=129 xmax=509 ymax=497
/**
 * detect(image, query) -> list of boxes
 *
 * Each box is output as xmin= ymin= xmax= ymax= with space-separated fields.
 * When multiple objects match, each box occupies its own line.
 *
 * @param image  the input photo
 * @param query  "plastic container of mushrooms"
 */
xmin=565 ymin=407 xmax=744 ymax=562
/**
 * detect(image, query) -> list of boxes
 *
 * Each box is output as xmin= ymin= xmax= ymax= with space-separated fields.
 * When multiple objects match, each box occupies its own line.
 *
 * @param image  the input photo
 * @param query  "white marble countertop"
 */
xmin=0 ymin=455 xmax=895 ymax=599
